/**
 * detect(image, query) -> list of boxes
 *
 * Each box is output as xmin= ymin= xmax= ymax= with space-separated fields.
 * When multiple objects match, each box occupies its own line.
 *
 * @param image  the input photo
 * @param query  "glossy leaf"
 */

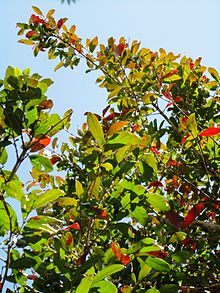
xmin=33 ymin=189 xmax=65 ymax=209
xmin=87 ymin=112 xmax=105 ymax=146
xmin=146 ymin=256 xmax=170 ymax=272
xmin=30 ymin=154 xmax=53 ymax=172
xmin=199 ymin=127 xmax=220 ymax=137
xmin=93 ymin=264 xmax=124 ymax=283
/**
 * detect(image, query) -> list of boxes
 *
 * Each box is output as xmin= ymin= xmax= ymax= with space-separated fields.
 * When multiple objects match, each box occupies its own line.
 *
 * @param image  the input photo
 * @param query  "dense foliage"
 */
xmin=0 ymin=6 xmax=219 ymax=293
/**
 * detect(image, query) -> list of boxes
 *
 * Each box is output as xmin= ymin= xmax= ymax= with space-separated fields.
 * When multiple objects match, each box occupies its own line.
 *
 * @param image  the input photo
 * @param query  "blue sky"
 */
xmin=1 ymin=0 xmax=219 ymax=178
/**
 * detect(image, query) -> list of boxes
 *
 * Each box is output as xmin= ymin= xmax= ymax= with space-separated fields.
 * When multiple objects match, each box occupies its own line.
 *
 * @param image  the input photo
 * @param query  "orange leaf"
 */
xmin=199 ymin=127 xmax=220 ymax=137
xmin=39 ymin=99 xmax=53 ymax=109
xmin=107 ymin=121 xmax=128 ymax=135
xmin=111 ymin=242 xmax=121 ymax=260
xmin=30 ymin=136 xmax=51 ymax=152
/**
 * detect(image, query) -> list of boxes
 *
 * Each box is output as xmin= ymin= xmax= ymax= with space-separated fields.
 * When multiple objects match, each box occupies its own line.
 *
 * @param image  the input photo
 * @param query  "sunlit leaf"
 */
xmin=146 ymin=193 xmax=170 ymax=212
xmin=87 ymin=112 xmax=105 ymax=146
xmin=146 ymin=256 xmax=170 ymax=272
xmin=93 ymin=264 xmax=124 ymax=283
xmin=199 ymin=127 xmax=220 ymax=137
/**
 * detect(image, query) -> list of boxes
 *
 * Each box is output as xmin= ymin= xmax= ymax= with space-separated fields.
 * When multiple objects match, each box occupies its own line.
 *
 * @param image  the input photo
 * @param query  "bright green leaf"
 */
xmin=146 ymin=256 xmax=170 ymax=272
xmin=87 ymin=112 xmax=105 ymax=146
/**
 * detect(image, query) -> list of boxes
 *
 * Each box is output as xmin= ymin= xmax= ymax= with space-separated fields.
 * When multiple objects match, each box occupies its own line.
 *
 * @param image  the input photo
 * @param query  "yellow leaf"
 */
xmin=69 ymin=25 xmax=76 ymax=34
xmin=142 ymin=93 xmax=156 ymax=104
xmin=32 ymin=6 xmax=43 ymax=16
xmin=18 ymin=39 xmax=35 ymax=45
xmin=108 ymin=86 xmax=122 ymax=99
xmin=46 ymin=9 xmax=55 ymax=19
xmin=107 ymin=121 xmax=128 ymax=136
xmin=54 ymin=61 xmax=64 ymax=72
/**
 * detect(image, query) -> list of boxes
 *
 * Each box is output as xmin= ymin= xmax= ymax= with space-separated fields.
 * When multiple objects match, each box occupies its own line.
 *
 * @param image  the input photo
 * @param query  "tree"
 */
xmin=0 ymin=6 xmax=219 ymax=293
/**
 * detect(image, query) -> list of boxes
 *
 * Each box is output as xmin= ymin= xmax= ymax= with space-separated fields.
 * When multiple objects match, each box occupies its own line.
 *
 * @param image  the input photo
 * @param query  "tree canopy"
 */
xmin=0 ymin=6 xmax=219 ymax=293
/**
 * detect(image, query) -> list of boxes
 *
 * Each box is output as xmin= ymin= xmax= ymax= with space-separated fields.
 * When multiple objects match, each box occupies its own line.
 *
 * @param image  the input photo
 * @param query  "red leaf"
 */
xmin=181 ymin=203 xmax=205 ymax=229
xmin=30 ymin=136 xmax=51 ymax=152
xmin=65 ymin=234 xmax=73 ymax=246
xmin=162 ymin=91 xmax=172 ymax=100
xmin=50 ymin=156 xmax=60 ymax=165
xmin=150 ymin=147 xmax=160 ymax=155
xmin=57 ymin=18 xmax=64 ymax=29
xmin=64 ymin=222 xmax=80 ymax=231
xmin=147 ymin=250 xmax=168 ymax=259
xmin=199 ymin=127 xmax=220 ymax=137
xmin=165 ymin=210 xmax=183 ymax=230
xmin=120 ymin=254 xmax=131 ymax=265
xmin=27 ymin=274 xmax=37 ymax=280
xmin=174 ymin=96 xmax=182 ymax=103
xmin=115 ymin=43 xmax=126 ymax=57
xmin=148 ymin=180 xmax=163 ymax=189
xmin=111 ymin=242 xmax=121 ymax=260
xmin=25 ymin=30 xmax=36 ymax=38
xmin=163 ymin=69 xmax=179 ymax=79
xmin=30 ymin=14 xmax=45 ymax=25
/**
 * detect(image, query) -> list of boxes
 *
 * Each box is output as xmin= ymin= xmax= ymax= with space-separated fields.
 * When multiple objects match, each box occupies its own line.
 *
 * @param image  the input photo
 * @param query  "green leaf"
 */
xmin=160 ymin=284 xmax=179 ymax=293
xmin=33 ymin=189 xmax=65 ymax=209
xmin=138 ymin=264 xmax=151 ymax=281
xmin=108 ymin=131 xmax=141 ymax=145
xmin=29 ymin=155 xmax=53 ymax=173
xmin=146 ymin=193 xmax=170 ymax=212
xmin=93 ymin=264 xmax=124 ymax=283
xmin=10 ymin=257 xmax=37 ymax=269
xmin=146 ymin=256 xmax=170 ymax=272
xmin=57 ymin=197 xmax=78 ymax=206
xmin=75 ymin=180 xmax=84 ymax=196
xmin=76 ymin=275 xmax=94 ymax=293
xmin=146 ymin=288 xmax=160 ymax=293
xmin=186 ymin=113 xmax=198 ymax=137
xmin=32 ymin=6 xmax=43 ymax=16
xmin=0 ymin=201 xmax=18 ymax=235
xmin=91 ymin=280 xmax=117 ymax=293
xmin=143 ymin=154 xmax=158 ymax=173
xmin=208 ymin=67 xmax=220 ymax=81
xmin=26 ymin=107 xmax=38 ymax=126
xmin=132 ymin=206 xmax=148 ymax=226
xmin=4 ymin=180 xmax=25 ymax=201
xmin=0 ymin=147 xmax=8 ymax=164
xmin=87 ymin=112 xmax=105 ymax=146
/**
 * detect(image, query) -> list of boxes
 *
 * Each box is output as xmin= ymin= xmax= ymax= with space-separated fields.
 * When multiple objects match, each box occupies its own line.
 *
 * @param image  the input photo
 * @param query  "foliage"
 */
xmin=0 ymin=6 xmax=220 ymax=293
